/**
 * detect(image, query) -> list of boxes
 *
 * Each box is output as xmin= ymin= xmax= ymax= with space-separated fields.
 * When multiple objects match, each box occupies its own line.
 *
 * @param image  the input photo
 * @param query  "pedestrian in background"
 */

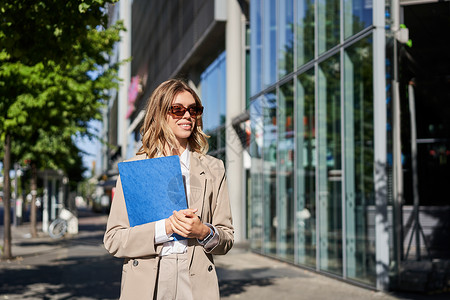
xmin=104 ymin=79 xmax=234 ymax=300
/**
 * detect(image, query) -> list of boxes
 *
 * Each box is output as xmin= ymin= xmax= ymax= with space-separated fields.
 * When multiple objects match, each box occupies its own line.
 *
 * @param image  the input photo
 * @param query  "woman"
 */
xmin=104 ymin=79 xmax=234 ymax=300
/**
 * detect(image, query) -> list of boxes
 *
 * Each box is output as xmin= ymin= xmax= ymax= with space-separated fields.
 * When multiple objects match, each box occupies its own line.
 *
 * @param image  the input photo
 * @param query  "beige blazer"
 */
xmin=103 ymin=151 xmax=234 ymax=300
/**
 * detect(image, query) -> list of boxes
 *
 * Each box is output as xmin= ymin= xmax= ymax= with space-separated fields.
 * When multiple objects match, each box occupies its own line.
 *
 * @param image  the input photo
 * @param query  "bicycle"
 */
xmin=48 ymin=207 xmax=75 ymax=239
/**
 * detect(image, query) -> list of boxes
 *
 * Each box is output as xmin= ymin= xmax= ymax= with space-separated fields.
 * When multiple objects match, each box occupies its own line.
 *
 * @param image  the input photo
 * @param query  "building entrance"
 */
xmin=400 ymin=1 xmax=450 ymax=207
xmin=399 ymin=1 xmax=450 ymax=259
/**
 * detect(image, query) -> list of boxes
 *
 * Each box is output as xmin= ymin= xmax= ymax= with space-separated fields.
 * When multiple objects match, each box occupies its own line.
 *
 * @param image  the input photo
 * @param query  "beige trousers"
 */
xmin=155 ymin=252 xmax=193 ymax=300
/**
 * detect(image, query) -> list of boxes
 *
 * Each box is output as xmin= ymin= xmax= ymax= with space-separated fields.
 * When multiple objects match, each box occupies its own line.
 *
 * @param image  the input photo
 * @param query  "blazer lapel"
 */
xmin=189 ymin=151 xmax=206 ymax=219
xmin=187 ymin=151 xmax=206 ymax=271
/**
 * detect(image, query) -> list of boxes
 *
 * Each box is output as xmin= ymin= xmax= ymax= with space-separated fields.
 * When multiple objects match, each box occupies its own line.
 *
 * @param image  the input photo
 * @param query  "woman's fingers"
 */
xmin=169 ymin=215 xmax=190 ymax=237
xmin=181 ymin=208 xmax=198 ymax=217
xmin=169 ymin=210 xmax=203 ymax=238
xmin=173 ymin=210 xmax=195 ymax=226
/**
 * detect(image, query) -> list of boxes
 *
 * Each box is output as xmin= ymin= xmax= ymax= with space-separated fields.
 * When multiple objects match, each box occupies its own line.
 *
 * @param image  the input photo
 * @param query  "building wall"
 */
xmin=130 ymin=0 xmax=226 ymax=122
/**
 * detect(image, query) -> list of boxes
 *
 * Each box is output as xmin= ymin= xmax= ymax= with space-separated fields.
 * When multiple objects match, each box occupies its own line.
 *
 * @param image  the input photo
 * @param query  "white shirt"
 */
xmin=154 ymin=148 xmax=190 ymax=256
xmin=154 ymin=148 xmax=219 ymax=255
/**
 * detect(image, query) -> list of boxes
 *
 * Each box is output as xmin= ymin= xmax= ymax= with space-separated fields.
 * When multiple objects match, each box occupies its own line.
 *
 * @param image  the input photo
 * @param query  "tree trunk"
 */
xmin=30 ymin=163 xmax=38 ymax=238
xmin=2 ymin=133 xmax=12 ymax=259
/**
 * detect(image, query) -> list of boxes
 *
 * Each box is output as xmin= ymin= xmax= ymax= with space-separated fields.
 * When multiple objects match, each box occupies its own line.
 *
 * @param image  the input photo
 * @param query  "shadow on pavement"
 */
xmin=0 ymin=254 xmax=122 ymax=299
xmin=219 ymin=278 xmax=274 ymax=297
xmin=216 ymin=265 xmax=309 ymax=298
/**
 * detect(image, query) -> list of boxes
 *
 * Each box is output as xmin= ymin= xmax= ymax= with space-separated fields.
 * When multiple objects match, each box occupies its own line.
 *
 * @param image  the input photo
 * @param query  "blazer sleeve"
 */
xmin=103 ymin=175 xmax=162 ymax=258
xmin=207 ymin=159 xmax=234 ymax=255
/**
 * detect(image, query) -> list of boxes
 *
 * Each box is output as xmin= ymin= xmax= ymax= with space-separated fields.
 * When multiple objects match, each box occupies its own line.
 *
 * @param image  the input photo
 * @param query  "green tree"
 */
xmin=0 ymin=0 xmax=124 ymax=259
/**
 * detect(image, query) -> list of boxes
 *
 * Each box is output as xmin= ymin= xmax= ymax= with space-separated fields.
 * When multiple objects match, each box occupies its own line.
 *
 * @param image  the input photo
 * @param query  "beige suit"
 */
xmin=103 ymin=152 xmax=234 ymax=300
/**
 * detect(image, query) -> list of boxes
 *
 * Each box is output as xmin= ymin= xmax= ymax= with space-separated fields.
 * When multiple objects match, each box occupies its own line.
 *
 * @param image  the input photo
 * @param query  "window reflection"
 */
xmin=263 ymin=0 xmax=277 ymax=88
xmin=344 ymin=36 xmax=375 ymax=285
xmin=344 ymin=0 xmax=373 ymax=39
xmin=200 ymin=52 xmax=226 ymax=158
xmin=296 ymin=0 xmax=315 ymax=67
xmin=318 ymin=53 xmax=342 ymax=275
xmin=317 ymin=0 xmax=340 ymax=54
xmin=250 ymin=97 xmax=264 ymax=250
xmin=263 ymin=91 xmax=277 ymax=255
xmin=251 ymin=0 xmax=262 ymax=95
xmin=278 ymin=81 xmax=295 ymax=262
xmin=278 ymin=0 xmax=294 ymax=78
xmin=296 ymin=68 xmax=316 ymax=267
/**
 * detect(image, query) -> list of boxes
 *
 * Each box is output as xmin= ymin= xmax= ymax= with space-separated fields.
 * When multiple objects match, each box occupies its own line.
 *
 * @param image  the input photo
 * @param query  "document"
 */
xmin=118 ymin=155 xmax=188 ymax=239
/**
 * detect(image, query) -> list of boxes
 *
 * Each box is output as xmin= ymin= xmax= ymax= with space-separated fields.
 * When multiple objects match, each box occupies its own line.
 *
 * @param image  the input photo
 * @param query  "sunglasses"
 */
xmin=168 ymin=104 xmax=204 ymax=117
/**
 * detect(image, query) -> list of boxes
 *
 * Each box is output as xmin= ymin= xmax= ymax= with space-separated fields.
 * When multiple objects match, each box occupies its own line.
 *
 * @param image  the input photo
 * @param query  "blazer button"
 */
xmin=133 ymin=260 xmax=139 ymax=267
xmin=208 ymin=265 xmax=213 ymax=272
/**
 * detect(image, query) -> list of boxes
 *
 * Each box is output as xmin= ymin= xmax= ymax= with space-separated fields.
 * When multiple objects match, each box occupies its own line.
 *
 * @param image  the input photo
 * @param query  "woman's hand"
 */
xmin=167 ymin=208 xmax=210 ymax=239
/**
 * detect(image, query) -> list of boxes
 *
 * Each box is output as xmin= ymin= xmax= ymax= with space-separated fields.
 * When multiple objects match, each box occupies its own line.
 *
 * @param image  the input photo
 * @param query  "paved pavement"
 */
xmin=1 ymin=208 xmax=449 ymax=300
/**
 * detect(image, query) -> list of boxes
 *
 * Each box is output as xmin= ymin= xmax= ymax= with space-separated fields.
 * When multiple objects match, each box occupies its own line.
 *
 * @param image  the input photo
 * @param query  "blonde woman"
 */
xmin=104 ymin=79 xmax=234 ymax=300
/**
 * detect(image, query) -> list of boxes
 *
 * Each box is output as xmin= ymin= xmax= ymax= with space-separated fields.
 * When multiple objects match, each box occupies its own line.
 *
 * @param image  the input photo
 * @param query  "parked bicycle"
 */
xmin=48 ymin=207 xmax=76 ymax=239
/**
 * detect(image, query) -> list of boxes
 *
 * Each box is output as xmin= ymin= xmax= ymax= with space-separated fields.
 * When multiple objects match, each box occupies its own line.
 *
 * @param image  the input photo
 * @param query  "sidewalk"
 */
xmin=215 ymin=248 xmax=445 ymax=300
xmin=1 ymin=209 xmax=448 ymax=299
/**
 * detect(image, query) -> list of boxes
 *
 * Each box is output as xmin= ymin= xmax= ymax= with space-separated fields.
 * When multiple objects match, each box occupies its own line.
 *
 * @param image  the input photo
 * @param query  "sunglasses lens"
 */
xmin=170 ymin=105 xmax=203 ymax=117
xmin=188 ymin=106 xmax=203 ymax=116
xmin=171 ymin=106 xmax=186 ymax=116
xmin=189 ymin=106 xmax=201 ymax=117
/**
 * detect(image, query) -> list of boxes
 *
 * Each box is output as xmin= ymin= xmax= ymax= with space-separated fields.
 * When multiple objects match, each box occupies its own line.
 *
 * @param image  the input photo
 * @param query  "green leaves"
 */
xmin=78 ymin=2 xmax=90 ymax=13
xmin=0 ymin=0 xmax=124 ymax=181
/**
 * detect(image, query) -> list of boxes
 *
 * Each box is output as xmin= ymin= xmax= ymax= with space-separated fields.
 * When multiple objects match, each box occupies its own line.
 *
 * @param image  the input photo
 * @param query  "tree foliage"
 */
xmin=0 ymin=0 xmax=124 ymax=175
xmin=0 ymin=0 xmax=125 ymax=254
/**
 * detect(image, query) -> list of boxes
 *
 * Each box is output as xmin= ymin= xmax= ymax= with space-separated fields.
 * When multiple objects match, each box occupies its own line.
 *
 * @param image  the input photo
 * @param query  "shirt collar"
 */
xmin=179 ymin=146 xmax=190 ymax=170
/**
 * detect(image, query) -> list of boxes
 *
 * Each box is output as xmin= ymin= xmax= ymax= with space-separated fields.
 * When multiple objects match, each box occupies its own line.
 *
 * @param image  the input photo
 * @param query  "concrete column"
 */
xmin=118 ymin=0 xmax=132 ymax=159
xmin=373 ymin=0 xmax=390 ymax=291
xmin=226 ymin=0 xmax=245 ymax=244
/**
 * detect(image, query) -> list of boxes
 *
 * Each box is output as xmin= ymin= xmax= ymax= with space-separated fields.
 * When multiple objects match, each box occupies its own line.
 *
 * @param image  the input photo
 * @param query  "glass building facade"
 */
xmin=249 ymin=0 xmax=378 ymax=286
xmin=200 ymin=52 xmax=227 ymax=161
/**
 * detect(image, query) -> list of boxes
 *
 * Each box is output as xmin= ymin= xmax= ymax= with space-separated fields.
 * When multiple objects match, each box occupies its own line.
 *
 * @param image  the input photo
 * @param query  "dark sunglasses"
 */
xmin=168 ymin=104 xmax=204 ymax=117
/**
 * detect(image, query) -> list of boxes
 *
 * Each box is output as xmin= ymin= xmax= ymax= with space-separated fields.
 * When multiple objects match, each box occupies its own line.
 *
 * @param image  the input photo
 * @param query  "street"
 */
xmin=0 ymin=208 xmax=122 ymax=299
xmin=1 ymin=207 xmax=448 ymax=300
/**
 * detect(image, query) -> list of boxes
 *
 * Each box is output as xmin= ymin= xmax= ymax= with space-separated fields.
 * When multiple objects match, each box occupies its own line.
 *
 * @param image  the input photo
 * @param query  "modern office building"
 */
xmin=100 ymin=0 xmax=450 ymax=292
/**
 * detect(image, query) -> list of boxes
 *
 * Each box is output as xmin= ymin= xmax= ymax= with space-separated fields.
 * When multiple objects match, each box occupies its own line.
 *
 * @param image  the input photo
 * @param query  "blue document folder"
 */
xmin=118 ymin=155 xmax=188 ymax=240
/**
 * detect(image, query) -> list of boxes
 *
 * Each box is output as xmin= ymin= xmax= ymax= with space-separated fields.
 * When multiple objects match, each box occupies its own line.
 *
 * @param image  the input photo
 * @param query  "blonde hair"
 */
xmin=137 ymin=79 xmax=209 ymax=158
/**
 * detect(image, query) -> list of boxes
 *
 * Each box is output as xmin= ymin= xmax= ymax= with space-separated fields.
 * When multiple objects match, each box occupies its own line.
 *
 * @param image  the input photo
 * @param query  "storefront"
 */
xmin=248 ymin=0 xmax=389 ymax=289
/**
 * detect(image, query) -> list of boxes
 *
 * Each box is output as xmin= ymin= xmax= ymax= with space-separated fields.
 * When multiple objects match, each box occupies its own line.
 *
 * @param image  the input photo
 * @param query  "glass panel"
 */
xmin=296 ymin=68 xmax=316 ymax=267
xmin=263 ymin=0 xmax=277 ymax=88
xmin=201 ymin=52 xmax=226 ymax=157
xmin=218 ymin=125 xmax=226 ymax=150
xmin=278 ymin=0 xmax=294 ymax=78
xmin=207 ymin=130 xmax=218 ymax=153
xmin=201 ymin=68 xmax=219 ymax=132
xmin=296 ymin=0 xmax=315 ymax=67
xmin=250 ymin=0 xmax=262 ymax=95
xmin=201 ymin=51 xmax=226 ymax=131
xmin=317 ymin=0 xmax=340 ymax=54
xmin=343 ymin=0 xmax=373 ymax=39
xmin=218 ymin=53 xmax=227 ymax=126
xmin=277 ymin=81 xmax=295 ymax=262
xmin=344 ymin=36 xmax=376 ymax=285
xmin=318 ymin=53 xmax=342 ymax=275
xmin=263 ymin=91 xmax=277 ymax=255
xmin=250 ymin=97 xmax=264 ymax=250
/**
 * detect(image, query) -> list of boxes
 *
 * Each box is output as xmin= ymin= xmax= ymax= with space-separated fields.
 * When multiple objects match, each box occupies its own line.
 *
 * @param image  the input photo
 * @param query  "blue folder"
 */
xmin=118 ymin=155 xmax=188 ymax=240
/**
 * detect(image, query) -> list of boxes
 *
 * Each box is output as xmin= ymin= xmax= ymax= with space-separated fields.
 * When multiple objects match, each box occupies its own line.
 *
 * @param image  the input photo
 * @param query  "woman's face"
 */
xmin=167 ymin=91 xmax=197 ymax=150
